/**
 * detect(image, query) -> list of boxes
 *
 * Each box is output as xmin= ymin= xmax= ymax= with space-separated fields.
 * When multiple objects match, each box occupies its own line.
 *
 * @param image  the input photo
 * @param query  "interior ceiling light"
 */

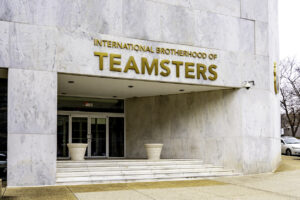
xmin=128 ymin=85 xmax=134 ymax=88
xmin=68 ymin=80 xmax=74 ymax=84
xmin=61 ymin=92 xmax=67 ymax=95
xmin=113 ymin=96 xmax=117 ymax=98
xmin=179 ymin=89 xmax=185 ymax=92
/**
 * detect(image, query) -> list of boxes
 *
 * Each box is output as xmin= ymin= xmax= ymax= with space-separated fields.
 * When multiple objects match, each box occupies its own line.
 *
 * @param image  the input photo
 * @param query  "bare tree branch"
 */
xmin=280 ymin=57 xmax=300 ymax=137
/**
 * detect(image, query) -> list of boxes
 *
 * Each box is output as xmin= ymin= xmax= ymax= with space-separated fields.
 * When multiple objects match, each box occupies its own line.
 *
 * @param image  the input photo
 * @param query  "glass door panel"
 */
xmin=57 ymin=114 xmax=124 ymax=159
xmin=91 ymin=118 xmax=106 ymax=157
xmin=72 ymin=117 xmax=88 ymax=157
xmin=72 ymin=117 xmax=88 ymax=144
xmin=57 ymin=115 xmax=69 ymax=158
xmin=109 ymin=117 xmax=124 ymax=157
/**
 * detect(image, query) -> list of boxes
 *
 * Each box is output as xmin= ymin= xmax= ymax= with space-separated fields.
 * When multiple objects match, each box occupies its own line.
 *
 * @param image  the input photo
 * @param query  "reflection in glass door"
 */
xmin=57 ymin=115 xmax=69 ymax=158
xmin=91 ymin=118 xmax=106 ymax=157
xmin=57 ymin=113 xmax=124 ymax=159
xmin=72 ymin=117 xmax=88 ymax=143
xmin=72 ymin=117 xmax=88 ymax=156
xmin=109 ymin=117 xmax=124 ymax=157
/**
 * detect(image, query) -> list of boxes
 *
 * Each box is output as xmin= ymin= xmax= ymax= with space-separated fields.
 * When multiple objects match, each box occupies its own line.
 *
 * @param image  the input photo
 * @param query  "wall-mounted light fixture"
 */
xmin=242 ymin=81 xmax=255 ymax=90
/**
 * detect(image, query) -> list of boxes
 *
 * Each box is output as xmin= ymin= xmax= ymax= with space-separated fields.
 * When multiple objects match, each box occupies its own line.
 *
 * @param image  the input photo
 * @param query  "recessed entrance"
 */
xmin=57 ymin=95 xmax=125 ymax=159
xmin=58 ymin=113 xmax=124 ymax=159
xmin=57 ymin=73 xmax=228 ymax=161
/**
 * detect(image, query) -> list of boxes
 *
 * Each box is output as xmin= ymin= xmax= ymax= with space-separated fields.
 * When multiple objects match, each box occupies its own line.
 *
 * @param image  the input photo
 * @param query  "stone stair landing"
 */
xmin=56 ymin=159 xmax=240 ymax=185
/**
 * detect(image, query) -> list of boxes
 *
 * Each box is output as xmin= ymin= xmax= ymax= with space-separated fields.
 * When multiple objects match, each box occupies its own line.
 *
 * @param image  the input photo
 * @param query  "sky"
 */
xmin=279 ymin=0 xmax=300 ymax=60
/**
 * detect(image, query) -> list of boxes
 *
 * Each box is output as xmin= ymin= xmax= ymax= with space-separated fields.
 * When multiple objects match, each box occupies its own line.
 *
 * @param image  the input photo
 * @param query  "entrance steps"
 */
xmin=56 ymin=159 xmax=240 ymax=185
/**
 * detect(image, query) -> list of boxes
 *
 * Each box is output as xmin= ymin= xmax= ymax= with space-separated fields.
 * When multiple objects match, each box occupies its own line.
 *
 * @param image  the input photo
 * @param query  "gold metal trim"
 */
xmin=274 ymin=62 xmax=279 ymax=94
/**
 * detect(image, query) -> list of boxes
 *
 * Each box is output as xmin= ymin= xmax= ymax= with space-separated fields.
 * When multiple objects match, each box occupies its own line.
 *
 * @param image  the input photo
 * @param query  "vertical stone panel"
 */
xmin=241 ymin=0 xmax=268 ymax=22
xmin=7 ymin=68 xmax=57 ymax=186
xmin=9 ymin=23 xmax=57 ymax=71
xmin=240 ymin=89 xmax=281 ymax=174
xmin=255 ymin=21 xmax=269 ymax=56
xmin=194 ymin=11 xmax=254 ymax=53
xmin=190 ymin=0 xmax=241 ymax=17
xmin=122 ymin=0 xmax=162 ymax=41
xmin=0 ymin=21 xmax=9 ymax=68
xmin=160 ymin=5 xmax=195 ymax=45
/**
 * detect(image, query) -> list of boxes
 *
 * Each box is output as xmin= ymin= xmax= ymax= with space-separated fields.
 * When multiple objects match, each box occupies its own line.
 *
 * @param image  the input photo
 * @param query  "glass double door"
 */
xmin=72 ymin=117 xmax=106 ymax=157
xmin=57 ymin=114 xmax=124 ymax=158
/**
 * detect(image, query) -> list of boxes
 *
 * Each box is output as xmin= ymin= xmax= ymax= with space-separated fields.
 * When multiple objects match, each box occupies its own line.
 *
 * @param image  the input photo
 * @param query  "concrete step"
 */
xmin=56 ymin=171 xmax=239 ymax=184
xmin=56 ymin=167 xmax=233 ymax=178
xmin=56 ymin=159 xmax=239 ymax=185
xmin=57 ymin=160 xmax=204 ymax=168
xmin=56 ymin=164 xmax=218 ymax=172
xmin=56 ymin=177 xmax=232 ymax=185
xmin=56 ymin=165 xmax=224 ymax=173
xmin=56 ymin=158 xmax=202 ymax=163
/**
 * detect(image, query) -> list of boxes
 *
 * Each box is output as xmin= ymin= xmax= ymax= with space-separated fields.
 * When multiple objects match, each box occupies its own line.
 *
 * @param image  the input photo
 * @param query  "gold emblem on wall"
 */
xmin=274 ymin=62 xmax=279 ymax=94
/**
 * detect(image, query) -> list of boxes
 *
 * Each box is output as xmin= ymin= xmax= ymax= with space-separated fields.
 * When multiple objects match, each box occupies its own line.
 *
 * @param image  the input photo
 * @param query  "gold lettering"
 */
xmin=172 ymin=61 xmax=183 ymax=78
xmin=128 ymin=43 xmax=133 ymax=50
xmin=160 ymin=60 xmax=170 ymax=77
xmin=94 ymin=52 xmax=108 ymax=70
xmin=134 ymin=45 xmax=139 ymax=51
xmin=94 ymin=39 xmax=101 ymax=46
xmin=209 ymin=54 xmax=218 ymax=60
xmin=110 ymin=54 xmax=122 ymax=72
xmin=150 ymin=47 xmax=154 ymax=53
xmin=107 ymin=41 xmax=112 ymax=48
xmin=156 ymin=47 xmax=160 ymax=54
xmin=208 ymin=65 xmax=218 ymax=81
xmin=165 ymin=48 xmax=170 ymax=55
xmin=146 ymin=46 xmax=151 ymax=53
xmin=124 ymin=56 xmax=140 ymax=74
xmin=102 ymin=40 xmax=107 ymax=47
xmin=185 ymin=62 xmax=195 ymax=79
xmin=141 ymin=57 xmax=158 ymax=75
xmin=117 ymin=42 xmax=123 ymax=49
xmin=196 ymin=64 xmax=207 ymax=80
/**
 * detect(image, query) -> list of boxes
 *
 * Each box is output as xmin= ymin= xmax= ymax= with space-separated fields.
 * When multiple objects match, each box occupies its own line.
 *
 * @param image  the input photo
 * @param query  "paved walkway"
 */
xmin=2 ymin=156 xmax=300 ymax=200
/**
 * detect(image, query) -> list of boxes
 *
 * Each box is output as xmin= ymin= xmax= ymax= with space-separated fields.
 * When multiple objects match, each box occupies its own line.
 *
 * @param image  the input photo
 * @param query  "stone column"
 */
xmin=7 ymin=68 xmax=57 ymax=186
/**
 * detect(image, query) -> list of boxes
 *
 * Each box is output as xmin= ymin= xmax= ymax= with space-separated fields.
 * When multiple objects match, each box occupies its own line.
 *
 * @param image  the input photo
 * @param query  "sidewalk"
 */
xmin=2 ymin=156 xmax=300 ymax=200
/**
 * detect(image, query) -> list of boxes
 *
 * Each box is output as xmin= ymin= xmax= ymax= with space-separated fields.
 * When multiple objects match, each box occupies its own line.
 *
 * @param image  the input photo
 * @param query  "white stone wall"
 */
xmin=0 ymin=0 xmax=280 ymax=185
xmin=123 ymin=0 xmax=281 ymax=173
xmin=125 ymin=88 xmax=280 ymax=173
xmin=7 ymin=68 xmax=57 ymax=186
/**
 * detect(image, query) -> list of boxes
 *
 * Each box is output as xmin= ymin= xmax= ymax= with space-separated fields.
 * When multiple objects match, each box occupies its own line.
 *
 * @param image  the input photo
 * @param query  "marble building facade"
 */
xmin=0 ymin=0 xmax=280 ymax=186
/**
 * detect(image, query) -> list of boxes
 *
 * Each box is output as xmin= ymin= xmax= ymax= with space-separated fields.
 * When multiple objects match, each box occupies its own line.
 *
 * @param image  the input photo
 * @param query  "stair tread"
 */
xmin=55 ymin=160 xmax=238 ymax=185
xmin=57 ymin=162 xmax=204 ymax=167
xmin=56 ymin=172 xmax=240 ymax=183
xmin=56 ymin=170 xmax=232 ymax=178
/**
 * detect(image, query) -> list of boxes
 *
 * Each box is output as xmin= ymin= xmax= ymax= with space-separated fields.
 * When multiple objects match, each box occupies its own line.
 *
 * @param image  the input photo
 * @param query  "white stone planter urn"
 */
xmin=67 ymin=143 xmax=88 ymax=161
xmin=144 ymin=144 xmax=163 ymax=160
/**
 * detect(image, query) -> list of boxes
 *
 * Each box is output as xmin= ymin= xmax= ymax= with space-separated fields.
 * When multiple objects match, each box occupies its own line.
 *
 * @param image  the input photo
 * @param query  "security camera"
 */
xmin=244 ymin=82 xmax=251 ymax=90
xmin=242 ymin=81 xmax=255 ymax=90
